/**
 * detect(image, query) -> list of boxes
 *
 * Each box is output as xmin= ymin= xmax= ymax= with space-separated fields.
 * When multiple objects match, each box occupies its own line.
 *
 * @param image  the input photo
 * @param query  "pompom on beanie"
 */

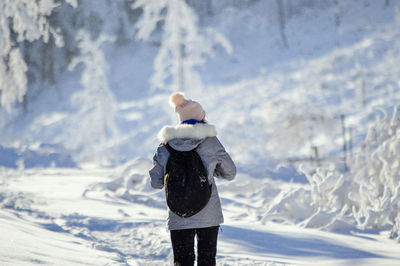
xmin=169 ymin=92 xmax=206 ymax=122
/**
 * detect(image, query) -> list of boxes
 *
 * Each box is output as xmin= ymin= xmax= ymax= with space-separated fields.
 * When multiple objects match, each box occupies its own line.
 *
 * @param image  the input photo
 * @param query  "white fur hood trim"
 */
xmin=158 ymin=123 xmax=217 ymax=143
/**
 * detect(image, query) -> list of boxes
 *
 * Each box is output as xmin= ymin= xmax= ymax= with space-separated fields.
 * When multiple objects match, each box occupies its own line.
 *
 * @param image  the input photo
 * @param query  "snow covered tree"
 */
xmin=133 ymin=0 xmax=232 ymax=93
xmin=0 ymin=0 xmax=77 ymax=112
xmin=68 ymin=0 xmax=140 ymax=42
xmin=0 ymin=0 xmax=143 ymax=113
xmin=68 ymin=30 xmax=119 ymax=164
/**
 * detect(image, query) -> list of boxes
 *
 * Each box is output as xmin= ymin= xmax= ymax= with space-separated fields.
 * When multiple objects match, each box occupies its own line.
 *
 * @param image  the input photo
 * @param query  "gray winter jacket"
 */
xmin=149 ymin=123 xmax=236 ymax=230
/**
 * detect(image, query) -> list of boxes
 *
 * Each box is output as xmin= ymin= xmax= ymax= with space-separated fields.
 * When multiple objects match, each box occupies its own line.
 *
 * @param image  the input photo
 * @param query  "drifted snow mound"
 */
xmin=263 ymin=106 xmax=400 ymax=241
xmin=82 ymin=157 xmax=165 ymax=209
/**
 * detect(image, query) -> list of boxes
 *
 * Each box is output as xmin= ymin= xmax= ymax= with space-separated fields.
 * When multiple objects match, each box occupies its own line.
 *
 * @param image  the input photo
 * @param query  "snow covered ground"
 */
xmin=1 ymin=1 xmax=400 ymax=265
xmin=1 ymin=165 xmax=400 ymax=265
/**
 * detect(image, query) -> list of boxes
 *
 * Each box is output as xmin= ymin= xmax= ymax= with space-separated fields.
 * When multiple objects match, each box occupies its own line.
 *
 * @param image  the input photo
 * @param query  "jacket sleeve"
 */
xmin=149 ymin=146 xmax=166 ymax=189
xmin=213 ymin=138 xmax=236 ymax=181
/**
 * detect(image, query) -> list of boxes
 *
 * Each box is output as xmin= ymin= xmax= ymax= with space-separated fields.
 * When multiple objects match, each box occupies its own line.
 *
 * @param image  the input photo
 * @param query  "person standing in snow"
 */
xmin=149 ymin=92 xmax=236 ymax=266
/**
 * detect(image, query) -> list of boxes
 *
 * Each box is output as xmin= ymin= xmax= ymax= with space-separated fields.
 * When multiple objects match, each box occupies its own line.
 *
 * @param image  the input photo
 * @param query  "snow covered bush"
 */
xmin=264 ymin=106 xmax=400 ymax=241
xmin=351 ymin=107 xmax=400 ymax=237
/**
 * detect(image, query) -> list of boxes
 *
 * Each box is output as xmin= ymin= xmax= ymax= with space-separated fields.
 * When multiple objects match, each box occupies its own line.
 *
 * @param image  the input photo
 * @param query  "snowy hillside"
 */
xmin=1 ymin=0 xmax=400 ymax=265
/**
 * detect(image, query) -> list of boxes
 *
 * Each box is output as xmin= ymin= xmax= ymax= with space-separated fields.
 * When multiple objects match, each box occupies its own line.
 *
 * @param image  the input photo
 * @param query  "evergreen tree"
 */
xmin=133 ymin=0 xmax=232 ymax=93
xmin=0 ymin=0 xmax=77 ymax=112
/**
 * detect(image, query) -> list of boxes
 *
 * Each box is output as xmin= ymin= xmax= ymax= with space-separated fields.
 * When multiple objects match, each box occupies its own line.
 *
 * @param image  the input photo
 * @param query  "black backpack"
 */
xmin=164 ymin=143 xmax=212 ymax=218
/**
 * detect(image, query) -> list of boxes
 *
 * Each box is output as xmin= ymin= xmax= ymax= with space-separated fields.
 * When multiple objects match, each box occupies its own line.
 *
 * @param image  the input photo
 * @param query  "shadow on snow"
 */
xmin=220 ymin=225 xmax=381 ymax=259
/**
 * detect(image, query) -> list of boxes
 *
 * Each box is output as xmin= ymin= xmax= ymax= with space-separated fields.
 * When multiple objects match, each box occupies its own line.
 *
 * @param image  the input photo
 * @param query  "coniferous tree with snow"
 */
xmin=0 ymin=0 xmax=78 ymax=112
xmin=133 ymin=0 xmax=232 ymax=93
xmin=67 ymin=30 xmax=119 ymax=164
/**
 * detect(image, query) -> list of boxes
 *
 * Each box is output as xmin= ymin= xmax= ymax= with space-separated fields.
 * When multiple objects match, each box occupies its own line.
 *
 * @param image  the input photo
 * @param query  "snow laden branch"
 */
xmin=68 ymin=31 xmax=119 ymax=164
xmin=264 ymin=106 xmax=400 ymax=241
xmin=133 ymin=0 xmax=232 ymax=93
xmin=0 ymin=0 xmax=76 ymax=112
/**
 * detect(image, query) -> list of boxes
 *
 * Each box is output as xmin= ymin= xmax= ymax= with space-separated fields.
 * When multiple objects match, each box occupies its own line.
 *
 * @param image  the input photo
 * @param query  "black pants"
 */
xmin=170 ymin=226 xmax=219 ymax=266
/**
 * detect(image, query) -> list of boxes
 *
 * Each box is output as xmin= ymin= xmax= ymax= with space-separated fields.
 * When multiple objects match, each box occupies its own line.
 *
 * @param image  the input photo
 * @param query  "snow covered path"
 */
xmin=1 ymin=166 xmax=399 ymax=266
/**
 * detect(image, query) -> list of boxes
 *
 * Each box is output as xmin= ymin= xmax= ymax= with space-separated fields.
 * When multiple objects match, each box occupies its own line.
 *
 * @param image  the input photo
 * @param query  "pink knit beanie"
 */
xmin=169 ymin=92 xmax=206 ymax=122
